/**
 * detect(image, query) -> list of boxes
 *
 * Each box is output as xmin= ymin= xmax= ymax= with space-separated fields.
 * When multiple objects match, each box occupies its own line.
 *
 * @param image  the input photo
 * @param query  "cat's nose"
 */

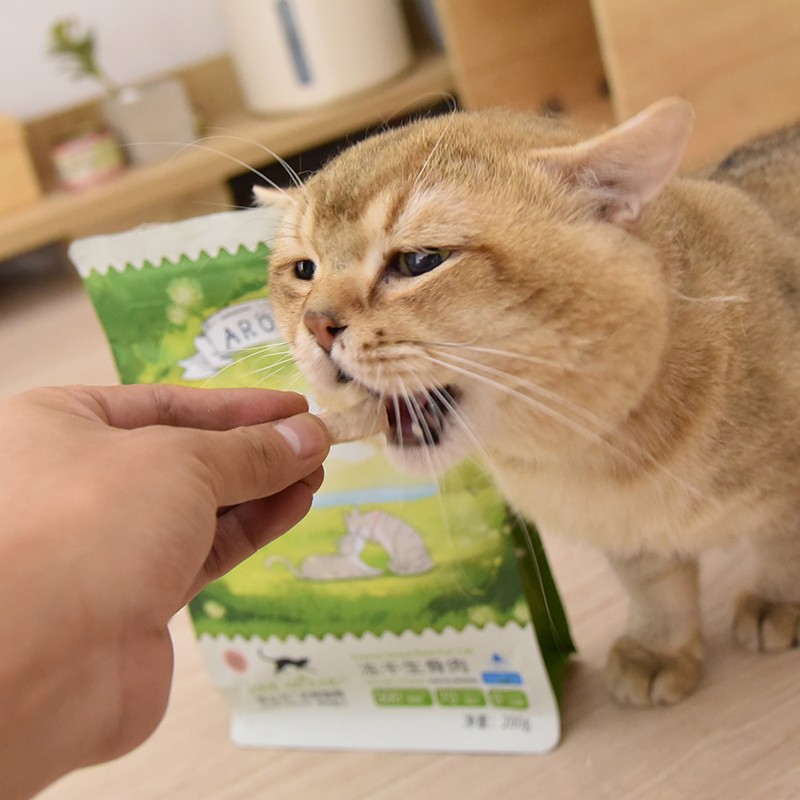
xmin=304 ymin=312 xmax=347 ymax=352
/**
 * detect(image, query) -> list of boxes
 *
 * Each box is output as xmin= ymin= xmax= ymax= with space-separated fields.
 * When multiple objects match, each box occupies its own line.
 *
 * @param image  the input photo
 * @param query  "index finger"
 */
xmin=71 ymin=384 xmax=308 ymax=431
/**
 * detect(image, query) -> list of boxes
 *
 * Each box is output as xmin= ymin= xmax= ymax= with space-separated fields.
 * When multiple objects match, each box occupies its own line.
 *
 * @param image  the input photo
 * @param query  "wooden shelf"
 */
xmin=5 ymin=1 xmax=794 ymax=266
xmin=0 ymin=52 xmax=452 ymax=263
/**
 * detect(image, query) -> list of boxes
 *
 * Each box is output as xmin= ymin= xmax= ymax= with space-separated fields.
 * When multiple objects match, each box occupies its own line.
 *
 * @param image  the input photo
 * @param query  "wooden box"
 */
xmin=0 ymin=115 xmax=42 ymax=217
xmin=588 ymin=0 xmax=800 ymax=169
xmin=435 ymin=0 xmax=611 ymax=125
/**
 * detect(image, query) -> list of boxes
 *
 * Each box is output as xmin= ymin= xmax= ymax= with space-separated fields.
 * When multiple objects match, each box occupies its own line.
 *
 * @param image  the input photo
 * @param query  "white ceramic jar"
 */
xmin=217 ymin=0 xmax=414 ymax=114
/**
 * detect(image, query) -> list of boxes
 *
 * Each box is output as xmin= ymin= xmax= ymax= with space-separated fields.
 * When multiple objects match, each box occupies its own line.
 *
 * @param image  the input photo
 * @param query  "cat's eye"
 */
xmin=391 ymin=249 xmax=452 ymax=278
xmin=294 ymin=259 xmax=317 ymax=281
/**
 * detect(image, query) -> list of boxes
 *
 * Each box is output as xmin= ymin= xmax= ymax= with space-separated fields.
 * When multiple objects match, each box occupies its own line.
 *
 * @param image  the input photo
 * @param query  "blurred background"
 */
xmin=2 ymin=0 xmax=798 ymax=282
xmin=2 ymin=0 xmax=227 ymax=119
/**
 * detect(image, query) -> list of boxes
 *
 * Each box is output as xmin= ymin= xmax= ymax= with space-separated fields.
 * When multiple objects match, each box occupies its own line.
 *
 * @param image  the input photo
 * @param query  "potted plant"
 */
xmin=49 ymin=19 xmax=120 ymax=97
xmin=48 ymin=18 xmax=199 ymax=166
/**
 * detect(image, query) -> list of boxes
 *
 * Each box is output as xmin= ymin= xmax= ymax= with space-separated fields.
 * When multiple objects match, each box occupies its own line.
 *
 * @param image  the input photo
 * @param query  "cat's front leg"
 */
xmin=733 ymin=529 xmax=800 ymax=652
xmin=604 ymin=552 xmax=703 ymax=706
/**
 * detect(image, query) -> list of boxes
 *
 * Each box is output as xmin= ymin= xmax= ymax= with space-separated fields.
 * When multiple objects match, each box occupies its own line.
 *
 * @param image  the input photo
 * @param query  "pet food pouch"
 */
xmin=69 ymin=207 xmax=574 ymax=753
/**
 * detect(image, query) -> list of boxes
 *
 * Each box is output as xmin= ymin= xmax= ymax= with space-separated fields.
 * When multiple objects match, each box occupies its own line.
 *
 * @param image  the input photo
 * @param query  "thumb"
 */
xmin=187 ymin=413 xmax=331 ymax=506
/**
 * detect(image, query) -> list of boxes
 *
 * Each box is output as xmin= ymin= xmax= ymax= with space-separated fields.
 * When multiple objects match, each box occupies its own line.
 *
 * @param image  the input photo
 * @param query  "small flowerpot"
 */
xmin=101 ymin=78 xmax=198 ymax=166
xmin=51 ymin=127 xmax=126 ymax=191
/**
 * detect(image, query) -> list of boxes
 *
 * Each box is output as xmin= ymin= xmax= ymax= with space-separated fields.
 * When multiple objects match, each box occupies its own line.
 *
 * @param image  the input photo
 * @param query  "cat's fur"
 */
xmin=259 ymin=99 xmax=800 ymax=706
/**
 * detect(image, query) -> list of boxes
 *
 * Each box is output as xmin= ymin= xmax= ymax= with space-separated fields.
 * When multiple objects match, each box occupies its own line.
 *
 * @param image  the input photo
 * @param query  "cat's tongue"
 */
xmin=385 ymin=391 xmax=449 ymax=448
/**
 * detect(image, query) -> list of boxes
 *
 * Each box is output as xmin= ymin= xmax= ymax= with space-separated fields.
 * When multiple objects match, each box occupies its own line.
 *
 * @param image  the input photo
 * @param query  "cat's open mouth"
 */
xmin=384 ymin=386 xmax=458 ymax=448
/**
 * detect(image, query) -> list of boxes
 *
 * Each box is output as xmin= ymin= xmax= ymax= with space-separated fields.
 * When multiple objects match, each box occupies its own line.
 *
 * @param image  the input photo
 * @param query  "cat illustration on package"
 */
xmin=264 ymin=530 xmax=382 ymax=581
xmin=345 ymin=509 xmax=433 ymax=576
xmin=264 ymin=509 xmax=433 ymax=581
xmin=259 ymin=97 xmax=800 ymax=707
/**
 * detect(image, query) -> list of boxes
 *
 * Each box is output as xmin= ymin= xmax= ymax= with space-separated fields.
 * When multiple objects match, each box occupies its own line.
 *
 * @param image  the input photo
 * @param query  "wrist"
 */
xmin=0 ymin=530 xmax=101 ymax=798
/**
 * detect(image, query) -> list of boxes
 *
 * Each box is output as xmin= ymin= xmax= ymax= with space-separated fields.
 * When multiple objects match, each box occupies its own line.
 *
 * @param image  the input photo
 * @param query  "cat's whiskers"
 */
xmin=427 ymin=383 xmax=570 ymax=651
xmin=409 ymin=109 xmax=457 ymax=199
xmin=372 ymin=339 xmax=641 ymax=470
xmin=242 ymin=353 xmax=298 ymax=380
xmin=259 ymin=369 xmax=305 ymax=394
xmin=202 ymin=129 xmax=308 ymax=191
xmin=402 ymin=377 xmax=484 ymax=598
xmin=425 ymin=351 xmax=618 ymax=453
xmin=200 ymin=342 xmax=292 ymax=387
xmin=672 ymin=289 xmax=750 ymax=304
xmin=423 ymin=350 xmax=710 ymax=507
xmin=251 ymin=372 xmax=302 ymax=392
xmin=236 ymin=341 xmax=292 ymax=356
xmin=417 ymin=357 xmax=711 ymax=644
xmin=364 ymin=379 xmax=391 ymax=443
xmin=190 ymin=201 xmax=270 ymax=213
xmin=430 ymin=347 xmax=615 ymax=439
xmin=423 ymin=340 xmax=566 ymax=371
xmin=440 ymin=350 xmax=678 ymax=483
xmin=390 ymin=392 xmax=407 ymax=463
xmin=159 ymin=137 xmax=303 ymax=204
xmin=378 ymin=92 xmax=458 ymax=134
xmin=370 ymin=340 xmax=701 ymax=503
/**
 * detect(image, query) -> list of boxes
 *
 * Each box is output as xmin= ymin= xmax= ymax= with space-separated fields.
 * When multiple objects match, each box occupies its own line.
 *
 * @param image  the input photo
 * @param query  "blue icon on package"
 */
xmin=481 ymin=671 xmax=523 ymax=685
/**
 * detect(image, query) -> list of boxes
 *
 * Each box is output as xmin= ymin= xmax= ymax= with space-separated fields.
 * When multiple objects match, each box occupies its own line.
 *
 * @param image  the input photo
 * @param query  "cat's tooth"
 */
xmin=318 ymin=399 xmax=389 ymax=444
xmin=425 ymin=401 xmax=445 ymax=436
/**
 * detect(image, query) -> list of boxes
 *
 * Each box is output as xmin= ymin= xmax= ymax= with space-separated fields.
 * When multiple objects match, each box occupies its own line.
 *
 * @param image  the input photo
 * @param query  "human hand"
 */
xmin=0 ymin=384 xmax=330 ymax=800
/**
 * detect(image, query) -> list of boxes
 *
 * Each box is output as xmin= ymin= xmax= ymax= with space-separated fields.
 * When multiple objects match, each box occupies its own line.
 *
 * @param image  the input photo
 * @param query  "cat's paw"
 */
xmin=604 ymin=636 xmax=703 ymax=707
xmin=733 ymin=592 xmax=800 ymax=652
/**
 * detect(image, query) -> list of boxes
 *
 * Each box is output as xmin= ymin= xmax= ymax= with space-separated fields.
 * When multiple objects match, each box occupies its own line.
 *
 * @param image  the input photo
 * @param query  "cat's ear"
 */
xmin=535 ymin=97 xmax=694 ymax=226
xmin=252 ymin=184 xmax=297 ymax=211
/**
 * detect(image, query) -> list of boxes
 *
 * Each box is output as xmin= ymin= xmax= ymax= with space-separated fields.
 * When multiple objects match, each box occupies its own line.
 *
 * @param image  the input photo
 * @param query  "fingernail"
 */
xmin=274 ymin=414 xmax=330 ymax=458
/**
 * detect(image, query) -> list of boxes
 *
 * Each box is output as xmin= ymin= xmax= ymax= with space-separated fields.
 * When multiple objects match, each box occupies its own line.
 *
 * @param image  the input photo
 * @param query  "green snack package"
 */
xmin=69 ymin=207 xmax=575 ymax=753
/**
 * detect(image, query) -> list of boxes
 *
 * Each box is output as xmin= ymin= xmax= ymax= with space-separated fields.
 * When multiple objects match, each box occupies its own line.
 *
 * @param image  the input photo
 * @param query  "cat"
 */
xmin=344 ymin=509 xmax=433 ymax=575
xmin=264 ymin=530 xmax=382 ymax=581
xmin=255 ymin=98 xmax=800 ymax=707
xmin=257 ymin=650 xmax=311 ymax=674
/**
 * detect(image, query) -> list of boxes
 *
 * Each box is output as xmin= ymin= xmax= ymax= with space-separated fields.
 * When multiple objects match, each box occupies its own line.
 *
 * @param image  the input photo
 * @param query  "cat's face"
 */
xmin=265 ymin=103 xmax=692 ymax=472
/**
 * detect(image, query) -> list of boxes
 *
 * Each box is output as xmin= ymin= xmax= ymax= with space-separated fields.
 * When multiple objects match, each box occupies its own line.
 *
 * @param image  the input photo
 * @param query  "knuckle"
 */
xmin=150 ymin=384 xmax=177 ymax=426
xmin=236 ymin=425 xmax=284 ymax=487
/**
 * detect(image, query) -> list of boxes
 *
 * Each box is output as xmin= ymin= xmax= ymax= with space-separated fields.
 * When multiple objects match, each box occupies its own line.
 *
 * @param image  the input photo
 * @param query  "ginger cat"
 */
xmin=258 ymin=99 xmax=800 ymax=706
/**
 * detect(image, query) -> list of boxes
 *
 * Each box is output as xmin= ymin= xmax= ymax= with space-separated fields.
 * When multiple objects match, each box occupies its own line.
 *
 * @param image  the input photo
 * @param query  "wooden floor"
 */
xmin=2 ymin=254 xmax=798 ymax=800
